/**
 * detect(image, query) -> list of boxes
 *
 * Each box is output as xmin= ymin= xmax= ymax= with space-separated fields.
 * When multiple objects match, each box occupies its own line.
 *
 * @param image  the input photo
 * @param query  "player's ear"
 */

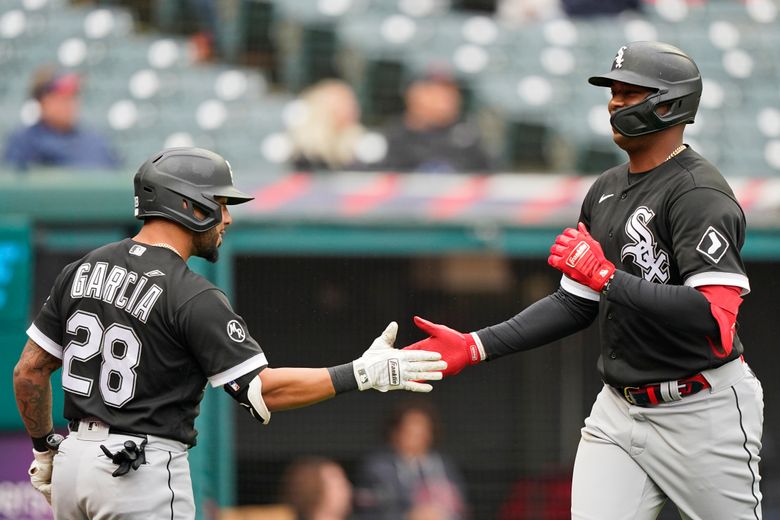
xmin=181 ymin=199 xmax=207 ymax=221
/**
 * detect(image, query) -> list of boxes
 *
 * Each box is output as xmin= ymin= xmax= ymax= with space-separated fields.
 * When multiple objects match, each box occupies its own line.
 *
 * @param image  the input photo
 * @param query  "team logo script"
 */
xmin=614 ymin=46 xmax=627 ymax=69
xmin=227 ymin=320 xmax=246 ymax=342
xmin=621 ymin=206 xmax=669 ymax=283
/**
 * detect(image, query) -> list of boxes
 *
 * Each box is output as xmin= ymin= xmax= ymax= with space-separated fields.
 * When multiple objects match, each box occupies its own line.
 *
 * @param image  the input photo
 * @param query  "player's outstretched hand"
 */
xmin=28 ymin=449 xmax=54 ymax=504
xmin=404 ymin=316 xmax=484 ymax=377
xmin=353 ymin=321 xmax=447 ymax=393
xmin=548 ymin=222 xmax=615 ymax=292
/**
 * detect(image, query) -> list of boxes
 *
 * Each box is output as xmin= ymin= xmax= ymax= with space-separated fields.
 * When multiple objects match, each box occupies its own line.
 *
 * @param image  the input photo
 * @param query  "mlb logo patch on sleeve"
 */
xmin=696 ymin=226 xmax=729 ymax=263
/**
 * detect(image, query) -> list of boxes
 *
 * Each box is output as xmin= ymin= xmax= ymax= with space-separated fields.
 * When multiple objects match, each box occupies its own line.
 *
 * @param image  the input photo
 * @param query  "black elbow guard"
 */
xmin=223 ymin=369 xmax=270 ymax=424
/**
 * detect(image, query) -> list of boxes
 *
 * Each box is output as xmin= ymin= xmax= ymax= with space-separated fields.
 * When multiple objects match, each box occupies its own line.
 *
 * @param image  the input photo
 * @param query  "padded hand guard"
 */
xmin=548 ymin=223 xmax=615 ymax=292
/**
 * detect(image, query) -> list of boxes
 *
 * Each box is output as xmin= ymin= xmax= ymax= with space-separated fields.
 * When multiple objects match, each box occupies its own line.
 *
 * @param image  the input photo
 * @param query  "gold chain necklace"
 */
xmin=666 ymin=144 xmax=686 ymax=161
xmin=151 ymin=242 xmax=182 ymax=258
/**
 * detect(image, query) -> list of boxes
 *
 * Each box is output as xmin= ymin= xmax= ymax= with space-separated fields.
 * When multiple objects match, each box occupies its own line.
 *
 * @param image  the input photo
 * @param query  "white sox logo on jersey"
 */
xmin=227 ymin=320 xmax=246 ymax=342
xmin=621 ymin=206 xmax=670 ymax=283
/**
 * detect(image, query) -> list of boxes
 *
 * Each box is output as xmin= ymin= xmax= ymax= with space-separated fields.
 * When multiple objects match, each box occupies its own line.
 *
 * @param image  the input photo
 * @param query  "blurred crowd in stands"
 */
xmin=4 ymin=0 xmax=779 ymax=176
xmin=6 ymin=0 xmax=742 ymax=177
xmin=221 ymin=399 xmax=477 ymax=520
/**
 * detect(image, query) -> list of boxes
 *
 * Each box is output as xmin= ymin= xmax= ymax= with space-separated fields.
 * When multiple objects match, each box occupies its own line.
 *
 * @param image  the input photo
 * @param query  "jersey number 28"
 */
xmin=62 ymin=310 xmax=141 ymax=408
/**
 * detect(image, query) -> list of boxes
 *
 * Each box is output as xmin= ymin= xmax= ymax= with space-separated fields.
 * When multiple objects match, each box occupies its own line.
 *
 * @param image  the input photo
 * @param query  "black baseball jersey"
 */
xmin=27 ymin=239 xmax=268 ymax=446
xmin=566 ymin=146 xmax=750 ymax=385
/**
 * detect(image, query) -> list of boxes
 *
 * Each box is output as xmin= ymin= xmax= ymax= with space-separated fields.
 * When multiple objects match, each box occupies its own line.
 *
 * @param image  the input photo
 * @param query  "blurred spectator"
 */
xmin=354 ymin=400 xmax=468 ymax=520
xmin=287 ymin=79 xmax=384 ymax=172
xmin=3 ymin=65 xmax=120 ymax=172
xmin=560 ymin=0 xmax=641 ymax=16
xmin=376 ymin=69 xmax=492 ymax=173
xmin=187 ymin=0 xmax=219 ymax=62
xmin=280 ymin=456 xmax=354 ymax=520
xmin=497 ymin=0 xmax=562 ymax=24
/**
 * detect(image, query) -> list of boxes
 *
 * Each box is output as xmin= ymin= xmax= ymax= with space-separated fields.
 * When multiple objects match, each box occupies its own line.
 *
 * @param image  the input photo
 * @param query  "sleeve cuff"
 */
xmin=208 ymin=353 xmax=269 ymax=387
xmin=684 ymin=272 xmax=750 ymax=295
xmin=559 ymin=275 xmax=601 ymax=301
xmin=26 ymin=324 xmax=63 ymax=359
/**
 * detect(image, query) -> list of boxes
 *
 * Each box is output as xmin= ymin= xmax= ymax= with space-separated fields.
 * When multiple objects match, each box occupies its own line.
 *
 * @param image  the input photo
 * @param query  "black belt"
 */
xmin=616 ymin=373 xmax=710 ymax=406
xmin=68 ymin=419 xmax=148 ymax=440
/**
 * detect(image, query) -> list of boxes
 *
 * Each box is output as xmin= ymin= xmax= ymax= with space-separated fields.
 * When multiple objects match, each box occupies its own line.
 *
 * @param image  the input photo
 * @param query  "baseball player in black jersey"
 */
xmin=405 ymin=42 xmax=763 ymax=519
xmin=12 ymin=147 xmax=446 ymax=519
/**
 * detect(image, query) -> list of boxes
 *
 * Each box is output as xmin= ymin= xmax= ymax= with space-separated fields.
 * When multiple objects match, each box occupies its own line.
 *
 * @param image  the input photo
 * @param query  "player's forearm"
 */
xmin=13 ymin=341 xmax=60 ymax=438
xmin=477 ymin=287 xmax=599 ymax=359
xmin=259 ymin=366 xmax=337 ymax=411
xmin=605 ymin=270 xmax=718 ymax=337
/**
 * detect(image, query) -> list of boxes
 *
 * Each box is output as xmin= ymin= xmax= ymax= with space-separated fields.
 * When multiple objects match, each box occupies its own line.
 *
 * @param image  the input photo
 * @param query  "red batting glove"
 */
xmin=548 ymin=222 xmax=615 ymax=292
xmin=403 ymin=316 xmax=483 ymax=377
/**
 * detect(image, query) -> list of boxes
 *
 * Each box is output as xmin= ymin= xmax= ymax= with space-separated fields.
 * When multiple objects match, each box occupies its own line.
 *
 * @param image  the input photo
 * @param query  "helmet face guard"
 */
xmin=589 ymin=41 xmax=703 ymax=137
xmin=133 ymin=147 xmax=254 ymax=232
xmin=609 ymin=88 xmax=701 ymax=137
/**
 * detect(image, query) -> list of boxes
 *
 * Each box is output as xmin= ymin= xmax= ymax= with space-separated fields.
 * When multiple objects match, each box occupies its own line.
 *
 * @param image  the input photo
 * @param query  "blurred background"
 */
xmin=1 ymin=0 xmax=780 ymax=519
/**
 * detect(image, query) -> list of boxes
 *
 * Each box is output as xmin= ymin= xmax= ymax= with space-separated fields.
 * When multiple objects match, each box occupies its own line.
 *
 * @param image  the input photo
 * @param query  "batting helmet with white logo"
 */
xmin=588 ymin=41 xmax=702 ymax=137
xmin=133 ymin=147 xmax=253 ymax=232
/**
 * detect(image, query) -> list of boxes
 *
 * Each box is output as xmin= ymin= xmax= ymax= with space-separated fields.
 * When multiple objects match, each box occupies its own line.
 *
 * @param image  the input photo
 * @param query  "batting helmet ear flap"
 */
xmin=610 ymin=90 xmax=700 ymax=137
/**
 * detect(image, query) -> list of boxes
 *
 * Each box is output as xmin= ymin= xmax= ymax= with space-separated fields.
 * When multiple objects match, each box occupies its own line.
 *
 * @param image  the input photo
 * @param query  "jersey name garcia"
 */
xmin=69 ymin=259 xmax=164 ymax=323
xmin=27 ymin=239 xmax=268 ymax=446
xmin=579 ymin=148 xmax=750 ymax=385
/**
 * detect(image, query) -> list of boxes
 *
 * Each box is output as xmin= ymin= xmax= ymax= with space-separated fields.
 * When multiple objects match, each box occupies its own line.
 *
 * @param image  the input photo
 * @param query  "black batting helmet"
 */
xmin=133 ymin=147 xmax=253 ymax=232
xmin=588 ymin=41 xmax=702 ymax=137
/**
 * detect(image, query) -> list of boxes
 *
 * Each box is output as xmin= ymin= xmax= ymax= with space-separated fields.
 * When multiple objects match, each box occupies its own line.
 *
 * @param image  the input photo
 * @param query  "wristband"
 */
xmin=31 ymin=429 xmax=56 ymax=452
xmin=327 ymin=362 xmax=359 ymax=394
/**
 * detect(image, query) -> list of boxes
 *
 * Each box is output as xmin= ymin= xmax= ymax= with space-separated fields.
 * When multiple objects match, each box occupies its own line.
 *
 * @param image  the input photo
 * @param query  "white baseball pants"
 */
xmin=571 ymin=357 xmax=763 ymax=520
xmin=50 ymin=421 xmax=195 ymax=520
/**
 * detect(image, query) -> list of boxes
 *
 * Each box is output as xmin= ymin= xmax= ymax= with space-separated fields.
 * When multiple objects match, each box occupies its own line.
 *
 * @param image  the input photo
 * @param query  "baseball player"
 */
xmin=12 ymin=147 xmax=446 ymax=519
xmin=405 ymin=42 xmax=763 ymax=519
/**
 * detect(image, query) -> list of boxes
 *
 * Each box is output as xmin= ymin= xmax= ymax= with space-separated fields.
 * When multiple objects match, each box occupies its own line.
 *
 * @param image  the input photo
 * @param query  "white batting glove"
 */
xmin=353 ymin=322 xmax=447 ymax=393
xmin=28 ymin=449 xmax=54 ymax=504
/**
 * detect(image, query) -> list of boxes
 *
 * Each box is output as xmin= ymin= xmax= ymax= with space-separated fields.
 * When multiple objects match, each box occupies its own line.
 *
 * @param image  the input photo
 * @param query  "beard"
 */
xmin=192 ymin=227 xmax=220 ymax=263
